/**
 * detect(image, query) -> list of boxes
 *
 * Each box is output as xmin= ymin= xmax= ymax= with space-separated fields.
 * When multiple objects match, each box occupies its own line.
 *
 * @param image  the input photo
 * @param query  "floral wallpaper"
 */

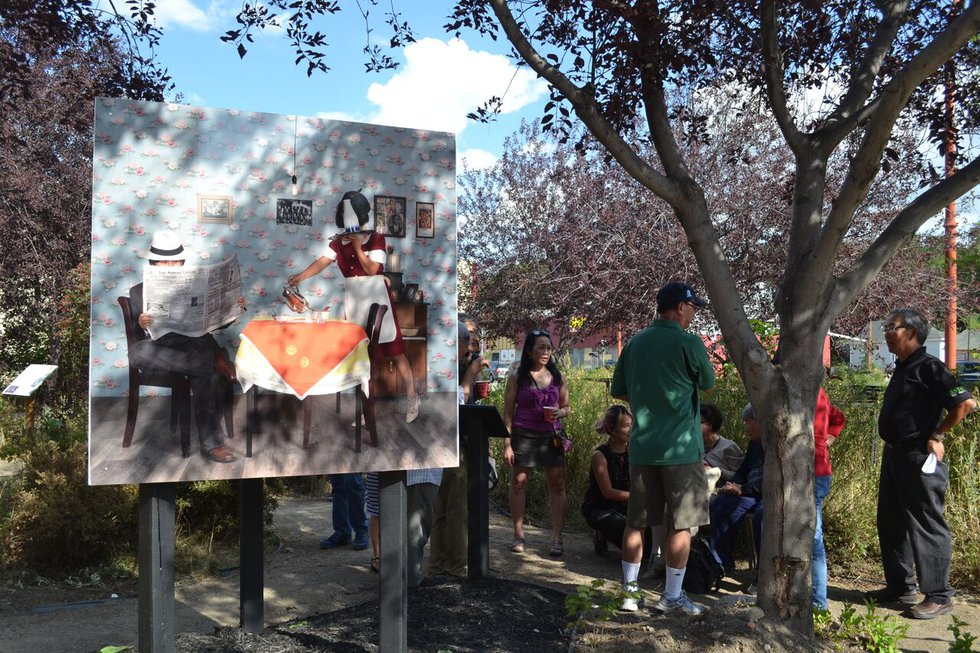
xmin=89 ymin=98 xmax=458 ymax=397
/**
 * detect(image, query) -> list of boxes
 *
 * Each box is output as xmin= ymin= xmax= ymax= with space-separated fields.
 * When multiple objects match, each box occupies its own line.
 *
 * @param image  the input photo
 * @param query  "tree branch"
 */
xmin=486 ymin=0 xmax=684 ymax=207
xmin=760 ymin=0 xmax=804 ymax=153
xmin=812 ymin=2 xmax=980 ymax=275
xmin=833 ymin=154 xmax=980 ymax=313
xmin=818 ymin=0 xmax=909 ymax=147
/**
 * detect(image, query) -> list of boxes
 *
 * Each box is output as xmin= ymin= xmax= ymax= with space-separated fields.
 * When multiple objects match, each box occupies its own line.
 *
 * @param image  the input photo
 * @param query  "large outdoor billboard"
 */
xmin=88 ymin=98 xmax=458 ymax=485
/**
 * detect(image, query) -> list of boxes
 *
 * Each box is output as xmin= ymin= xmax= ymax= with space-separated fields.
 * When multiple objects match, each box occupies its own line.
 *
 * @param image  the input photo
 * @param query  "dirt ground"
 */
xmin=0 ymin=493 xmax=977 ymax=652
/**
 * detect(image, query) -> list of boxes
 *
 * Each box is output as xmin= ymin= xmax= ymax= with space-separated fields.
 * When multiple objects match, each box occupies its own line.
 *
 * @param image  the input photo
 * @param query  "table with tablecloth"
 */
xmin=235 ymin=317 xmax=375 ymax=453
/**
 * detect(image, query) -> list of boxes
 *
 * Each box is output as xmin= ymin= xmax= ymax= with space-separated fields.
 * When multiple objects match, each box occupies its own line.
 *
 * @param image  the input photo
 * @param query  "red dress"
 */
xmin=327 ymin=232 xmax=405 ymax=357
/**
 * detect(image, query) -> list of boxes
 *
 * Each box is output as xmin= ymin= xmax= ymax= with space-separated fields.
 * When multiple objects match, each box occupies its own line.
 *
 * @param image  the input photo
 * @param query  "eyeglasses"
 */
xmin=530 ymin=329 xmax=549 ymax=337
xmin=882 ymin=324 xmax=908 ymax=333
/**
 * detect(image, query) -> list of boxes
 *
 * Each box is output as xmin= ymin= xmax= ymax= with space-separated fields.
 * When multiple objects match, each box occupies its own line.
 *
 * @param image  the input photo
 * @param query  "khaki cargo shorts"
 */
xmin=626 ymin=462 xmax=709 ymax=531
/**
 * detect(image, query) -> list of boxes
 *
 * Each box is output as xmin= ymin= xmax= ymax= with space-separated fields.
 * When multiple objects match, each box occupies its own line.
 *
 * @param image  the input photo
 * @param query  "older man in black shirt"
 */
xmin=866 ymin=308 xmax=975 ymax=619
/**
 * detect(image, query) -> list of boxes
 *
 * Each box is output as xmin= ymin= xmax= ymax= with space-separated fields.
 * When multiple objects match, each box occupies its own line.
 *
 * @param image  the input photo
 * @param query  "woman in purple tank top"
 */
xmin=502 ymin=329 xmax=571 ymax=557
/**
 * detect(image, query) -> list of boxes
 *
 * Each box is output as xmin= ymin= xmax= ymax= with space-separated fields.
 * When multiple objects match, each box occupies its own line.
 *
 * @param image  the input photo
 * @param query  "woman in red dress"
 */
xmin=289 ymin=191 xmax=420 ymax=423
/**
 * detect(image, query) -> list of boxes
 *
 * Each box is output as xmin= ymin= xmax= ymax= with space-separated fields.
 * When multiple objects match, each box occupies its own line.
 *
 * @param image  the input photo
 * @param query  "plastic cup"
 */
xmin=543 ymin=406 xmax=558 ymax=422
xmin=474 ymin=380 xmax=490 ymax=399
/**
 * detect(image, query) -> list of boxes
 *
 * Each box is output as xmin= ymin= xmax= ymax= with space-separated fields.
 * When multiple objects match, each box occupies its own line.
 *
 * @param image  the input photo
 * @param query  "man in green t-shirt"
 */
xmin=611 ymin=281 xmax=715 ymax=615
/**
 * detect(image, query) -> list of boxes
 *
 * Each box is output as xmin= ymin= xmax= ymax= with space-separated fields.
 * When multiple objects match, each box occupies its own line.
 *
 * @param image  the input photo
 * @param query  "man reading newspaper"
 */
xmin=127 ymin=231 xmax=245 ymax=463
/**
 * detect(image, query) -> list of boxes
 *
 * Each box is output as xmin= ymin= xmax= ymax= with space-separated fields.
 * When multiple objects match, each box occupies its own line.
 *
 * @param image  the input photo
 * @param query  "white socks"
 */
xmin=664 ymin=565 xmax=686 ymax=599
xmin=622 ymin=560 xmax=640 ymax=592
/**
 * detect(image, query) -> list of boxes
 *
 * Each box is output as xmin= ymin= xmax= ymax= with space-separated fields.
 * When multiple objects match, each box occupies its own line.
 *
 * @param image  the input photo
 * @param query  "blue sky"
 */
xmin=142 ymin=0 xmax=549 ymax=170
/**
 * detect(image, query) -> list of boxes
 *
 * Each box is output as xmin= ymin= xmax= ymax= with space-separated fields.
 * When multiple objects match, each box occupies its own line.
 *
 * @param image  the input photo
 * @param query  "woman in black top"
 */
xmin=581 ymin=405 xmax=632 ymax=555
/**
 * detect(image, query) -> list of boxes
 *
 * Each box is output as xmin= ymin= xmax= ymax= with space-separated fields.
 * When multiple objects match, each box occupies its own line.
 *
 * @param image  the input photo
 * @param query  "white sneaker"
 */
xmin=654 ymin=591 xmax=704 ymax=615
xmin=620 ymin=595 xmax=640 ymax=612
xmin=620 ymin=583 xmax=641 ymax=612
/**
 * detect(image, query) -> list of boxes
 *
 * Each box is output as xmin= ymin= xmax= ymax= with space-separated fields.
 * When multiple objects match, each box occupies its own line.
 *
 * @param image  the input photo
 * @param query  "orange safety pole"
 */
xmin=943 ymin=0 xmax=961 ymax=370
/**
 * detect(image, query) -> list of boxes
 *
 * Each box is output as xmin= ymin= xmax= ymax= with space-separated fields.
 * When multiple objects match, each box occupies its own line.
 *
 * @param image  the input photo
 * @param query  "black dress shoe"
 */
xmin=909 ymin=598 xmax=953 ymax=620
xmin=594 ymin=531 xmax=609 ymax=556
xmin=863 ymin=587 xmax=918 ymax=605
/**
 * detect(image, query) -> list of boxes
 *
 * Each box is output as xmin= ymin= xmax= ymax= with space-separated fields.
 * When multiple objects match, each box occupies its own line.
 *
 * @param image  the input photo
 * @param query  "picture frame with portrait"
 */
xmin=415 ymin=202 xmax=435 ymax=239
xmin=404 ymin=282 xmax=420 ymax=303
xmin=197 ymin=194 xmax=233 ymax=224
xmin=374 ymin=195 xmax=407 ymax=238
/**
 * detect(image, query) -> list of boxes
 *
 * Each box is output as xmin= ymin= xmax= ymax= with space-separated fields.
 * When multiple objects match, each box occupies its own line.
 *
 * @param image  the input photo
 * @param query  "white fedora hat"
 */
xmin=140 ymin=231 xmax=194 ymax=262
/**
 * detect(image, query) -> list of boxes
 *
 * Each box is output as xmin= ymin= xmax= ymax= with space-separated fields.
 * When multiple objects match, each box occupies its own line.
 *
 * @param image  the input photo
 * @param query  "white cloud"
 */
xmin=149 ymin=0 xmax=213 ymax=31
xmin=458 ymin=148 xmax=497 ymax=171
xmin=366 ymin=37 xmax=547 ymax=134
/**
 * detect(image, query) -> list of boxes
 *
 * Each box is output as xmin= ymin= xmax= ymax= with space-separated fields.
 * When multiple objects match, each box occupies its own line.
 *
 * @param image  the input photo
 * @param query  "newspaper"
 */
xmin=144 ymin=255 xmax=243 ymax=339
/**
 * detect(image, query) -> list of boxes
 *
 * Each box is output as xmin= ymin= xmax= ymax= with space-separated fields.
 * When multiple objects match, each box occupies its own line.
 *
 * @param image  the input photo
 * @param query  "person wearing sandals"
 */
xmin=364 ymin=468 xmax=442 ymax=587
xmin=581 ymin=405 xmax=632 ymax=556
xmin=502 ymin=329 xmax=571 ymax=557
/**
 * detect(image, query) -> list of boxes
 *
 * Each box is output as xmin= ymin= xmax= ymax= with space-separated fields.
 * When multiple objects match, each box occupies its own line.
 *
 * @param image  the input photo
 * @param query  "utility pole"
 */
xmin=943 ymin=0 xmax=962 ymax=370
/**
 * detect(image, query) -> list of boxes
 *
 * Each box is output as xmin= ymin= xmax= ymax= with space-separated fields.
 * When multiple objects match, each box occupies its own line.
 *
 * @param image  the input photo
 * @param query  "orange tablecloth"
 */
xmin=235 ymin=318 xmax=370 ymax=399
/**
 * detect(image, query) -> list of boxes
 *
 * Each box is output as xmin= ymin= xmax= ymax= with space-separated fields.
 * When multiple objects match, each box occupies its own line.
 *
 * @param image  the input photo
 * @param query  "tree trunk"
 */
xmin=755 ymin=369 xmax=820 ymax=632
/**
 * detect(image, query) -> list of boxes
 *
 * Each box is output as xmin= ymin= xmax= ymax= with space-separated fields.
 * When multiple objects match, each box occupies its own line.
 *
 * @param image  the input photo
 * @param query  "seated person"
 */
xmin=700 ymin=403 xmax=743 ymax=484
xmin=581 ymin=405 xmax=632 ymax=556
xmin=128 ymin=231 xmax=240 ymax=463
xmin=709 ymin=403 xmax=764 ymax=571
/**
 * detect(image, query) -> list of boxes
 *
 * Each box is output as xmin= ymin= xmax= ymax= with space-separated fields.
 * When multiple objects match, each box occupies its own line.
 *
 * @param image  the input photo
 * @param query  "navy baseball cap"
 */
xmin=656 ymin=282 xmax=707 ymax=312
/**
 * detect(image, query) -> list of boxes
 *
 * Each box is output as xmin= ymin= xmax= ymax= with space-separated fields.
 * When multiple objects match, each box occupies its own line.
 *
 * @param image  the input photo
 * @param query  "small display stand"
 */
xmin=459 ymin=404 xmax=509 ymax=579
xmin=2 ymin=364 xmax=58 ymax=432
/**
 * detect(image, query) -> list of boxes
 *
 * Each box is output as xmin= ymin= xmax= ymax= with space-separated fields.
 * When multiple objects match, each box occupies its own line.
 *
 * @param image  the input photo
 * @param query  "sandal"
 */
xmin=370 ymin=556 xmax=380 ymax=573
xmin=549 ymin=540 xmax=564 ymax=558
xmin=510 ymin=537 xmax=525 ymax=554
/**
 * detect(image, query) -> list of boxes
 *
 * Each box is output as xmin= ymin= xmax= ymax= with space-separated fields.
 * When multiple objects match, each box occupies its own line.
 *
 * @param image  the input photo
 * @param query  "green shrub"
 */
xmin=486 ymin=363 xmax=980 ymax=592
xmin=816 ymin=602 xmax=910 ymax=653
xmin=0 ymin=438 xmax=139 ymax=574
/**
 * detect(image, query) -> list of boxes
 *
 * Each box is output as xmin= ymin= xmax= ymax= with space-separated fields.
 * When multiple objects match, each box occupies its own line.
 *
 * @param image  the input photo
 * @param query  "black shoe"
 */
xmin=863 ymin=587 xmax=918 ymax=606
xmin=594 ymin=532 xmax=609 ymax=557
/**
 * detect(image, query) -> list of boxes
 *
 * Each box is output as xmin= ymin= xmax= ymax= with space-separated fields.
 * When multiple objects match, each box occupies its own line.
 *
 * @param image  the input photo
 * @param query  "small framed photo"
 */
xmin=415 ymin=202 xmax=435 ymax=239
xmin=404 ymin=282 xmax=419 ymax=303
xmin=276 ymin=198 xmax=313 ymax=226
xmin=374 ymin=195 xmax=407 ymax=238
xmin=197 ymin=194 xmax=233 ymax=224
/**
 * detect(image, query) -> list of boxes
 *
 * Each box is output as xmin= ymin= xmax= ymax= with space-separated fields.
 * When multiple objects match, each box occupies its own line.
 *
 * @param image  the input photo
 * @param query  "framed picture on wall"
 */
xmin=374 ymin=195 xmax=407 ymax=238
xmin=197 ymin=194 xmax=233 ymax=224
xmin=415 ymin=202 xmax=435 ymax=239
xmin=403 ymin=282 xmax=419 ymax=303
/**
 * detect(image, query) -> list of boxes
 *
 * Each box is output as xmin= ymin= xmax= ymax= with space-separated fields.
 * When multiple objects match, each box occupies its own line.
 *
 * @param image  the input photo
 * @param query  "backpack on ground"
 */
xmin=682 ymin=535 xmax=725 ymax=594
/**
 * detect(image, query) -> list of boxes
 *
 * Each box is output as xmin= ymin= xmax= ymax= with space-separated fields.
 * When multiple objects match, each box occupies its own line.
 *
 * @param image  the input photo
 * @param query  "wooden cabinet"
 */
xmin=375 ymin=303 xmax=427 ymax=397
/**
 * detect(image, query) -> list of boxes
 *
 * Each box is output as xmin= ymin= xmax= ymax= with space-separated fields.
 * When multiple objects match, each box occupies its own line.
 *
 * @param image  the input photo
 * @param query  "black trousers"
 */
xmin=586 ymin=510 xmax=627 ymax=551
xmin=130 ymin=333 xmax=228 ymax=453
xmin=876 ymin=444 xmax=953 ymax=603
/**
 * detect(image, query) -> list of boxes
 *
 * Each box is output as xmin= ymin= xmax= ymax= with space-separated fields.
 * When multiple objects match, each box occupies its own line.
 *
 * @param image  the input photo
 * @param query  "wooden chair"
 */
xmin=117 ymin=296 xmax=193 ymax=457
xmin=357 ymin=302 xmax=387 ymax=450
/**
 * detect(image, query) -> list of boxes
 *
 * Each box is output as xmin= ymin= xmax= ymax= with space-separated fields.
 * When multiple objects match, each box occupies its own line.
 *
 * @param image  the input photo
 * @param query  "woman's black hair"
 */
xmin=597 ymin=404 xmax=632 ymax=435
xmin=334 ymin=190 xmax=371 ymax=230
xmin=700 ymin=402 xmax=724 ymax=433
xmin=515 ymin=329 xmax=563 ymax=388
